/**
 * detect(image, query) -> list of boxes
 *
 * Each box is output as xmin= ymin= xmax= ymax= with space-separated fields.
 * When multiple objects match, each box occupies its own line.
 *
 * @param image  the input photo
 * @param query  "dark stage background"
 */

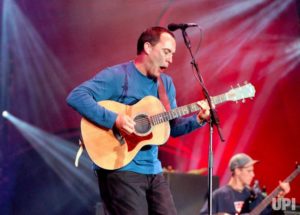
xmin=1 ymin=0 xmax=300 ymax=214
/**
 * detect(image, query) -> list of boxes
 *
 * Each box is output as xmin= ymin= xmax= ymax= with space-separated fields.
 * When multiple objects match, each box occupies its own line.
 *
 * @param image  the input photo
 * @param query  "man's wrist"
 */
xmin=197 ymin=116 xmax=207 ymax=125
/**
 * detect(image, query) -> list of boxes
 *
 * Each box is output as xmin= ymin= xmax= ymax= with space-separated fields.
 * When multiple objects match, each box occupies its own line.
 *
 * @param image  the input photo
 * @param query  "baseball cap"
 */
xmin=229 ymin=153 xmax=259 ymax=171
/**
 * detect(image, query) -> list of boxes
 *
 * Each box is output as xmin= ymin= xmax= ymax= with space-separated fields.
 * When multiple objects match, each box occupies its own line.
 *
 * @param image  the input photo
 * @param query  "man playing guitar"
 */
xmin=200 ymin=153 xmax=291 ymax=215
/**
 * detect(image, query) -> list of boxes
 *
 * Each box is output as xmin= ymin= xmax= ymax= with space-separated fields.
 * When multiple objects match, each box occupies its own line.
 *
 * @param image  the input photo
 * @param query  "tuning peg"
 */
xmin=237 ymin=83 xmax=241 ymax=88
xmin=242 ymin=99 xmax=245 ymax=103
xmin=244 ymin=81 xmax=248 ymax=85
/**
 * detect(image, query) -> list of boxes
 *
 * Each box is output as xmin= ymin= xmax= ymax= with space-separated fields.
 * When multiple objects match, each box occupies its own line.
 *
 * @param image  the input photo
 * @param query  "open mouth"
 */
xmin=160 ymin=66 xmax=167 ymax=71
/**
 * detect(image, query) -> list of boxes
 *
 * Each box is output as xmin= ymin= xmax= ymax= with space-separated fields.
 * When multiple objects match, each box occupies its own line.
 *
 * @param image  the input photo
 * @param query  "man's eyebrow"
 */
xmin=163 ymin=48 xmax=173 ymax=53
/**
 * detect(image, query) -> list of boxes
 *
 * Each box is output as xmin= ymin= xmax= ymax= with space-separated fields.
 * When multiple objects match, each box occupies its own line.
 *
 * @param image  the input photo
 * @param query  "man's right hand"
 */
xmin=115 ymin=113 xmax=136 ymax=134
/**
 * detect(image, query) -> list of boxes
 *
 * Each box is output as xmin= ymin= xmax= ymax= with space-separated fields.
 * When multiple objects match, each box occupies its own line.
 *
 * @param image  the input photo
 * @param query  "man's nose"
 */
xmin=167 ymin=56 xmax=173 ymax=64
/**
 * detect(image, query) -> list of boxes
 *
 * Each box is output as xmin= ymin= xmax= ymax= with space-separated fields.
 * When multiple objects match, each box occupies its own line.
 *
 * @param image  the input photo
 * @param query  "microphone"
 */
xmin=168 ymin=23 xmax=198 ymax=31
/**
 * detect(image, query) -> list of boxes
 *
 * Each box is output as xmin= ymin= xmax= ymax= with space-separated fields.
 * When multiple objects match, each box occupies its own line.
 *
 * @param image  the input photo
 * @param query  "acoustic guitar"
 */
xmin=81 ymin=83 xmax=255 ymax=170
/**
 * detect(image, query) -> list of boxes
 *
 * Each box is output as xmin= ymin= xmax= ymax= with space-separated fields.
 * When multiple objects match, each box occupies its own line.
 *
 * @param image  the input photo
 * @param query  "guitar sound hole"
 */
xmin=134 ymin=114 xmax=151 ymax=135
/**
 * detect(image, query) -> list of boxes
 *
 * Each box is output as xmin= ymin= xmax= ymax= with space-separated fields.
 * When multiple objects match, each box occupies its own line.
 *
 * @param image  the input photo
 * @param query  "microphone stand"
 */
xmin=181 ymin=28 xmax=225 ymax=215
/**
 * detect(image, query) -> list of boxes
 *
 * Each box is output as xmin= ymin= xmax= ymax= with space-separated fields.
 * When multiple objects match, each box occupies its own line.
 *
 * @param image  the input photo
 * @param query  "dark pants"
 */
xmin=95 ymin=170 xmax=177 ymax=215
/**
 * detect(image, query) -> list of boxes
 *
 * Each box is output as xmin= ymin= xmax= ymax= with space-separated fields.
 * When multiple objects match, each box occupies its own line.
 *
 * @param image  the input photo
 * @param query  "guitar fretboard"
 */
xmin=150 ymin=93 xmax=227 ymax=125
xmin=249 ymin=166 xmax=300 ymax=215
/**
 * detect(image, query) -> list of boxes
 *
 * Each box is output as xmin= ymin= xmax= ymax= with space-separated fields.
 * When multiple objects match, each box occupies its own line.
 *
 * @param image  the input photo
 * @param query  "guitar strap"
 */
xmin=74 ymin=137 xmax=84 ymax=167
xmin=157 ymin=76 xmax=171 ymax=111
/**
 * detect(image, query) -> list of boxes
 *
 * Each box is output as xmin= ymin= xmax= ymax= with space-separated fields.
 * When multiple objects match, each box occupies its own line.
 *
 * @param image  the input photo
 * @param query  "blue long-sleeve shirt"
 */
xmin=67 ymin=61 xmax=204 ymax=174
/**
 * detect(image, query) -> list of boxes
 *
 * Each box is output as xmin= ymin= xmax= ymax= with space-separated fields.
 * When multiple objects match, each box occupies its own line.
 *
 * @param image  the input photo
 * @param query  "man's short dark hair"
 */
xmin=137 ymin=26 xmax=175 ymax=55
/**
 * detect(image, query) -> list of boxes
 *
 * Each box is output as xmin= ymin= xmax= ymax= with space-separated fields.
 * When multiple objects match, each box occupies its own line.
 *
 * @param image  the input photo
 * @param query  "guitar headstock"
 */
xmin=226 ymin=82 xmax=256 ymax=102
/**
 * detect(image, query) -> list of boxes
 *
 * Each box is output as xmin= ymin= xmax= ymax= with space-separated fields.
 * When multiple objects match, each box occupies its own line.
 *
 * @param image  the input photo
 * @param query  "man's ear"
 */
xmin=234 ymin=168 xmax=242 ymax=176
xmin=144 ymin=42 xmax=152 ymax=55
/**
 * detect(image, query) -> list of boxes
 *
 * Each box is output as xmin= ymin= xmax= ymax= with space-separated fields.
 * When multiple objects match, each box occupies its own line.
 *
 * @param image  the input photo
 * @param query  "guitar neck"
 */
xmin=150 ymin=93 xmax=227 ymax=126
xmin=250 ymin=167 xmax=300 ymax=215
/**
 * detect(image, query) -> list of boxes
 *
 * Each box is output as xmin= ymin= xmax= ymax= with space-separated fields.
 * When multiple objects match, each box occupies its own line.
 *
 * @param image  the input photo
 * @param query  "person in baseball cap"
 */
xmin=200 ymin=153 xmax=291 ymax=215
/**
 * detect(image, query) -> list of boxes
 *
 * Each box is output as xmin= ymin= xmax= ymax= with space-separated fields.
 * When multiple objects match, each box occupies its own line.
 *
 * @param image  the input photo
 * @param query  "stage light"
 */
xmin=4 ymin=112 xmax=97 ymax=206
xmin=1 ymin=0 xmax=73 ymax=131
xmin=2 ymin=110 xmax=9 ymax=118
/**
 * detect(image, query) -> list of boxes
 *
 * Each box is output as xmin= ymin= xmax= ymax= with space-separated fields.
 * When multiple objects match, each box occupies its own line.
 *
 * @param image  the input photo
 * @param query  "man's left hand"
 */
xmin=196 ymin=100 xmax=211 ymax=123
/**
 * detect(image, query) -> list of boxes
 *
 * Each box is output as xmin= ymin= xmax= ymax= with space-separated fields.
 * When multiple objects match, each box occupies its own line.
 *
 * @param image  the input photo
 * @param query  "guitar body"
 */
xmin=81 ymin=96 xmax=170 ymax=170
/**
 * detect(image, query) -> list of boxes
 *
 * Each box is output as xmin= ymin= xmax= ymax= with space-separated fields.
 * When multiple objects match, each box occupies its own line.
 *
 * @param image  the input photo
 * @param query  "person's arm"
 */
xmin=66 ymin=68 xmax=118 ymax=129
xmin=170 ymin=115 xmax=206 ymax=137
xmin=162 ymin=75 xmax=209 ymax=137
